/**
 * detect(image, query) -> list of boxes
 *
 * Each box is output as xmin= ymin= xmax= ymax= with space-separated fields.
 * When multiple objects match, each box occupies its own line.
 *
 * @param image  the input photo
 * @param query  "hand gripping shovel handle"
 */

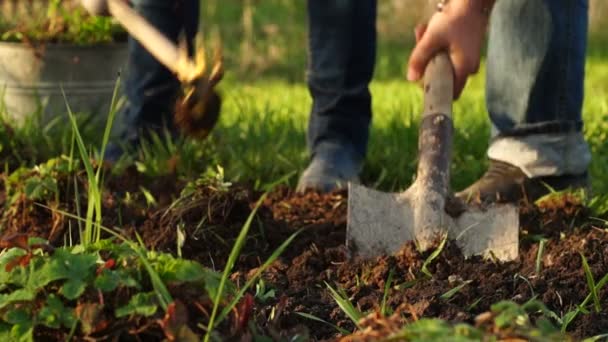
xmin=415 ymin=52 xmax=455 ymax=198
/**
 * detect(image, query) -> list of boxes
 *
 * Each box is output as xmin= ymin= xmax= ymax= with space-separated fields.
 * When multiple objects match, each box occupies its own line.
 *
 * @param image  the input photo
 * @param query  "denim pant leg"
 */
xmin=485 ymin=0 xmax=591 ymax=177
xmin=306 ymin=0 xmax=377 ymax=161
xmin=121 ymin=0 xmax=199 ymax=139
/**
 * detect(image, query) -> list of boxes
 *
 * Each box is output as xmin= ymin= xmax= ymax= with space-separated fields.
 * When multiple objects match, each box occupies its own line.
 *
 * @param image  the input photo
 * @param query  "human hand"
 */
xmin=407 ymin=0 xmax=491 ymax=99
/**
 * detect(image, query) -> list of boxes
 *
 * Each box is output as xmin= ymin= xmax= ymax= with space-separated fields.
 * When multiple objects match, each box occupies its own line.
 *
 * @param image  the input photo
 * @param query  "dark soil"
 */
xmin=1 ymin=168 xmax=607 ymax=341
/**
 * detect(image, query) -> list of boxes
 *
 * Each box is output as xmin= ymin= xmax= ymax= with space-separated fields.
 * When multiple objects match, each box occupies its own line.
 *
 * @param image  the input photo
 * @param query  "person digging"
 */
xmin=297 ymin=0 xmax=591 ymax=204
xmin=81 ymin=0 xmax=222 ymax=162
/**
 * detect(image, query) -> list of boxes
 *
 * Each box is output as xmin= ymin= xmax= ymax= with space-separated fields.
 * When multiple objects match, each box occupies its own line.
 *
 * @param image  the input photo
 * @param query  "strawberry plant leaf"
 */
xmin=37 ymin=294 xmax=76 ymax=329
xmin=4 ymin=307 xmax=31 ymax=325
xmin=201 ymin=268 xmax=225 ymax=299
xmin=3 ymin=308 xmax=34 ymax=342
xmin=94 ymin=269 xmax=121 ymax=292
xmin=60 ymin=279 xmax=87 ymax=300
xmin=0 ymin=249 xmax=28 ymax=286
xmin=33 ymin=248 xmax=97 ymax=289
xmin=115 ymin=292 xmax=158 ymax=318
xmin=8 ymin=323 xmax=33 ymax=342
xmin=0 ymin=322 xmax=10 ymax=338
xmin=173 ymin=259 xmax=207 ymax=283
xmin=0 ymin=289 xmax=36 ymax=310
xmin=94 ymin=268 xmax=139 ymax=293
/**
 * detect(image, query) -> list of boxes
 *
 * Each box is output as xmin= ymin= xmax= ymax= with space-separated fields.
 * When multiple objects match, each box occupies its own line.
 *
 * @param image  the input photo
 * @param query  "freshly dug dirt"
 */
xmin=1 ymin=170 xmax=607 ymax=341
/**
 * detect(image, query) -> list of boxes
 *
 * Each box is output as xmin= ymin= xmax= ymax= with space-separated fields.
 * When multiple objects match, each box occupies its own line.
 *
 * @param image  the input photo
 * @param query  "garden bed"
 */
xmin=1 ymin=163 xmax=607 ymax=341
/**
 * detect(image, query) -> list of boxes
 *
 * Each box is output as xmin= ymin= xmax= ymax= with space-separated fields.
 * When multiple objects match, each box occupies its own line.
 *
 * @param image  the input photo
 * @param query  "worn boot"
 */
xmin=456 ymin=159 xmax=589 ymax=204
xmin=296 ymin=143 xmax=362 ymax=193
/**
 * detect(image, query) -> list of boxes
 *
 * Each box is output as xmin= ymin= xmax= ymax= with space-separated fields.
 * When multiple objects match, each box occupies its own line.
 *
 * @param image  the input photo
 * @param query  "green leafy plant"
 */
xmin=0 ymin=235 xmax=226 ymax=341
xmin=2 ymin=156 xmax=76 ymax=211
xmin=388 ymin=319 xmax=483 ymax=342
xmin=0 ymin=0 xmax=124 ymax=44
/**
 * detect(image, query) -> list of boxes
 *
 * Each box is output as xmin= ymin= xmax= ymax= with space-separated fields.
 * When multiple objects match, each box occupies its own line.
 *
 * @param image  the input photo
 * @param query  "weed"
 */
xmin=381 ymin=268 xmax=395 ymax=317
xmin=62 ymin=78 xmax=119 ymax=246
xmin=580 ymin=252 xmax=601 ymax=313
xmin=535 ymin=239 xmax=547 ymax=274
xmin=204 ymin=194 xmax=267 ymax=341
xmin=254 ymin=279 xmax=276 ymax=304
xmin=421 ymin=234 xmax=448 ymax=278
xmin=440 ymin=280 xmax=473 ymax=301
xmin=326 ymin=282 xmax=364 ymax=329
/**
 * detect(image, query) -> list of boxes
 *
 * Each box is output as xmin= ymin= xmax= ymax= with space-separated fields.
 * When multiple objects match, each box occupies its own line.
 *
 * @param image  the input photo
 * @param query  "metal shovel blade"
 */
xmin=347 ymin=182 xmax=519 ymax=261
xmin=345 ymin=52 xmax=519 ymax=262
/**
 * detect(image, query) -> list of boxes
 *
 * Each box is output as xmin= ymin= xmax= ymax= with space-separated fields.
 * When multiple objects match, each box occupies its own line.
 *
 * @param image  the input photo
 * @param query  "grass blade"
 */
xmin=580 ymin=252 xmax=600 ymax=312
xmin=561 ymin=272 xmax=608 ymax=332
xmin=421 ymin=234 xmax=448 ymax=278
xmin=583 ymin=333 xmax=608 ymax=342
xmin=215 ymin=228 xmax=302 ymax=326
xmin=204 ymin=193 xmax=268 ymax=342
xmin=440 ymin=280 xmax=473 ymax=300
xmin=97 ymin=77 xmax=121 ymax=164
xmin=325 ymin=282 xmax=363 ymax=328
xmin=381 ymin=268 xmax=394 ymax=316
xmin=63 ymin=88 xmax=101 ymax=246
xmin=535 ymin=239 xmax=547 ymax=274
xmin=295 ymin=312 xmax=350 ymax=335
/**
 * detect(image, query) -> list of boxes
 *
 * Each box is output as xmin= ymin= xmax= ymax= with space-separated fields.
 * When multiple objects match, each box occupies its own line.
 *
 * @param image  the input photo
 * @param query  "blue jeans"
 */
xmin=119 ymin=0 xmax=199 ymax=140
xmin=306 ymin=0 xmax=377 ymax=162
xmin=306 ymin=0 xmax=590 ymax=177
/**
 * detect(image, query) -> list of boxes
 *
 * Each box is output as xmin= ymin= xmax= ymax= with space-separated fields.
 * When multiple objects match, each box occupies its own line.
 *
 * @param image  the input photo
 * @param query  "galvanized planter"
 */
xmin=0 ymin=42 xmax=128 ymax=125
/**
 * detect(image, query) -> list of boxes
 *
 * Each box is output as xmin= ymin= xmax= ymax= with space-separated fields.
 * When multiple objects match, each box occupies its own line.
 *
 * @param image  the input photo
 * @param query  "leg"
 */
xmin=297 ymin=0 xmax=377 ymax=192
xmin=458 ymin=0 xmax=590 ymax=203
xmin=107 ymin=0 xmax=199 ymax=160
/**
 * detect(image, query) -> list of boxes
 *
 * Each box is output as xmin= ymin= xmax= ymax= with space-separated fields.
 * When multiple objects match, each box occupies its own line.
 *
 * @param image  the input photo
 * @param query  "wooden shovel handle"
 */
xmin=416 ymin=52 xmax=454 ymax=197
xmin=422 ymin=52 xmax=454 ymax=118
xmin=107 ymin=0 xmax=184 ymax=76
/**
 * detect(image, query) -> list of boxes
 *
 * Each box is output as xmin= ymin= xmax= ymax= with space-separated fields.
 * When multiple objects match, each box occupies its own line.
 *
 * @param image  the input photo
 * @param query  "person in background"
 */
xmin=297 ymin=0 xmax=590 ymax=203
xmin=82 ymin=0 xmax=199 ymax=161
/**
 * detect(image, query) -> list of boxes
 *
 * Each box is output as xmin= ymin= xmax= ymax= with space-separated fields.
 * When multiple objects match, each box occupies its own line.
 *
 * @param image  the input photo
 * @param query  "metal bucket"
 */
xmin=0 ymin=42 xmax=128 ymax=125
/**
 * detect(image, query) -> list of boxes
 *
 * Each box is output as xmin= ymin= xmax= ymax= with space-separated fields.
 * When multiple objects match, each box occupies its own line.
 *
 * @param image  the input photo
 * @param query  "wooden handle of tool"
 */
xmin=422 ymin=52 xmax=454 ymax=117
xmin=107 ymin=0 xmax=183 ymax=76
xmin=415 ymin=52 xmax=454 ymax=196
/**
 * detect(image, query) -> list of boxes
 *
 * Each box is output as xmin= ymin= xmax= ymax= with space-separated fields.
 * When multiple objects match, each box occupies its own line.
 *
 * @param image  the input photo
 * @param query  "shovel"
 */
xmin=106 ymin=0 xmax=224 ymax=138
xmin=347 ymin=52 xmax=519 ymax=261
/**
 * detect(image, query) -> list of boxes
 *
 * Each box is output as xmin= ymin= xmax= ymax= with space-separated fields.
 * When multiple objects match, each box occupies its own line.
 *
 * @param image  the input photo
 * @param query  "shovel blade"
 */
xmin=452 ymin=204 xmax=519 ymax=261
xmin=347 ymin=183 xmax=519 ymax=261
xmin=347 ymin=183 xmax=416 ymax=258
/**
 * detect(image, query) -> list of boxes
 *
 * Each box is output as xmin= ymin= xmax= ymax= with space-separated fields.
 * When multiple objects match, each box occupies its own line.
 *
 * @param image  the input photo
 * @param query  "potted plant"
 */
xmin=0 ymin=0 xmax=128 ymax=125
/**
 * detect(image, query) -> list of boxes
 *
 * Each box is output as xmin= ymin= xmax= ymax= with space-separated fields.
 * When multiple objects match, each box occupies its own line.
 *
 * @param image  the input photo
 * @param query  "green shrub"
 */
xmin=0 ymin=0 xmax=125 ymax=44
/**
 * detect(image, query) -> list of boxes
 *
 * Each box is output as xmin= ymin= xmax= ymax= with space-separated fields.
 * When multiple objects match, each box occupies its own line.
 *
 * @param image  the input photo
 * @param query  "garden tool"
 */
xmin=106 ymin=0 xmax=223 ymax=138
xmin=346 ymin=52 xmax=519 ymax=261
